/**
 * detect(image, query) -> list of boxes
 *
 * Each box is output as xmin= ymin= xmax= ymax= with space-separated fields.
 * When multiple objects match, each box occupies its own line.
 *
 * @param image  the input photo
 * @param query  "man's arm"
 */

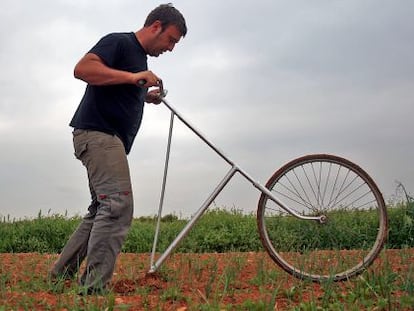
xmin=74 ymin=53 xmax=160 ymax=87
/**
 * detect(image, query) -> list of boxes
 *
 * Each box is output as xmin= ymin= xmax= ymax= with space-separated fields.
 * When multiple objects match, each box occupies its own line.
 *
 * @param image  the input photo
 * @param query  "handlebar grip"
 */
xmin=138 ymin=79 xmax=147 ymax=86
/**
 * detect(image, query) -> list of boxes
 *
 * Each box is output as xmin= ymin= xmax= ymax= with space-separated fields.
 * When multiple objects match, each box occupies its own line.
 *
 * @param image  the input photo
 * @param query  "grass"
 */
xmin=0 ymin=200 xmax=413 ymax=309
xmin=1 ymin=202 xmax=413 ymax=254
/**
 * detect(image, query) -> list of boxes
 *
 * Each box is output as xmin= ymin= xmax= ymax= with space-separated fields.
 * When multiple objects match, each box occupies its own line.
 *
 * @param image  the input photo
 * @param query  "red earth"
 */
xmin=0 ymin=249 xmax=413 ymax=310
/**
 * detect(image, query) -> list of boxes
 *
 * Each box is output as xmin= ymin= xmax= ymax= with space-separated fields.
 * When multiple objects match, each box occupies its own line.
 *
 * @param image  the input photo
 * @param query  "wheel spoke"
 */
xmin=257 ymin=154 xmax=387 ymax=282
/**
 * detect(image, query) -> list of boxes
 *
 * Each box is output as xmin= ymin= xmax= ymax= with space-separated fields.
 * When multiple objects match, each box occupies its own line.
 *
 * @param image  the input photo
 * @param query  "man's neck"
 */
xmin=135 ymin=29 xmax=148 ymax=53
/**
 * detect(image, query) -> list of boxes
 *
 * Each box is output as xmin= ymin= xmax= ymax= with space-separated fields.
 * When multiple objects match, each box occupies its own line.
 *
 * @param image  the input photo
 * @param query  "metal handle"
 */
xmin=138 ymin=79 xmax=167 ymax=98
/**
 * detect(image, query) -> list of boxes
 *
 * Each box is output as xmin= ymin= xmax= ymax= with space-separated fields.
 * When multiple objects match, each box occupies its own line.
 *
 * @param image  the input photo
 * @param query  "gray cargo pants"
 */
xmin=50 ymin=130 xmax=133 ymax=291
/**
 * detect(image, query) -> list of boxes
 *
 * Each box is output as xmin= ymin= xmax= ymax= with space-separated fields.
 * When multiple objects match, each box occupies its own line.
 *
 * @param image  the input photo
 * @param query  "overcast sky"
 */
xmin=1 ymin=0 xmax=413 ymax=220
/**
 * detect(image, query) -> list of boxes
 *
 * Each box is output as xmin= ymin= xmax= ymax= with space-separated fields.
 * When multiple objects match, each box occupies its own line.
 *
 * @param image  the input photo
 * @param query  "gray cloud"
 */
xmin=0 ymin=0 xmax=413 ymax=219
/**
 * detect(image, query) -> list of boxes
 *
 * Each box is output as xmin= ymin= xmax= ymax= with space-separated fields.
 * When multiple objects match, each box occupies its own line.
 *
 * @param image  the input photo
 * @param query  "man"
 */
xmin=50 ymin=4 xmax=187 ymax=294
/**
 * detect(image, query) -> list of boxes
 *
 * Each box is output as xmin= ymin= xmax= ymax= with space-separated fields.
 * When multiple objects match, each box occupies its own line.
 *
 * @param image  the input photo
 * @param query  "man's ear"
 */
xmin=150 ymin=20 xmax=163 ymax=35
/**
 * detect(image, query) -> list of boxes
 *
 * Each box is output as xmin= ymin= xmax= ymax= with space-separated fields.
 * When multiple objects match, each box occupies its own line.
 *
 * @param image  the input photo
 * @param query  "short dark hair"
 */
xmin=144 ymin=3 xmax=187 ymax=37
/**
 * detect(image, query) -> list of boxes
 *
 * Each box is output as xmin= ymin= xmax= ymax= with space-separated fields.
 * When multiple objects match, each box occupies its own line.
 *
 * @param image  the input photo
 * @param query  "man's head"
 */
xmin=144 ymin=3 xmax=187 ymax=37
xmin=140 ymin=3 xmax=187 ymax=57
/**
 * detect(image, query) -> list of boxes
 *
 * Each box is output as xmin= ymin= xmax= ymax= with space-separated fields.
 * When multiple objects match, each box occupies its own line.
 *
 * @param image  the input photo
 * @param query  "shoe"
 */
xmin=48 ymin=268 xmax=76 ymax=282
xmin=77 ymin=285 xmax=108 ymax=296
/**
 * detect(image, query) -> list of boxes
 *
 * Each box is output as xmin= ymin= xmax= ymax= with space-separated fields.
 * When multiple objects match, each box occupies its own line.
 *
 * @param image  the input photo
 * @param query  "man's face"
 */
xmin=147 ymin=24 xmax=182 ymax=57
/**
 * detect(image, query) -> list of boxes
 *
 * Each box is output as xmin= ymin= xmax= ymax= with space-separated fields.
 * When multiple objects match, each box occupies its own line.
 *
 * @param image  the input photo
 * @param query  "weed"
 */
xmin=160 ymin=285 xmax=186 ymax=303
xmin=204 ymin=257 xmax=218 ymax=300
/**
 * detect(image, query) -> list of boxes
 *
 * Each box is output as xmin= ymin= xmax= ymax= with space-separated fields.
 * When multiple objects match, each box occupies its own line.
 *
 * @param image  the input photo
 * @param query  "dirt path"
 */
xmin=0 ymin=249 xmax=413 ymax=310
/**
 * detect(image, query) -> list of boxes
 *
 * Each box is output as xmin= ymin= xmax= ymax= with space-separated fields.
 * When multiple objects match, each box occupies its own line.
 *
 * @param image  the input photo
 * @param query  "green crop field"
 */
xmin=0 ymin=201 xmax=413 ymax=310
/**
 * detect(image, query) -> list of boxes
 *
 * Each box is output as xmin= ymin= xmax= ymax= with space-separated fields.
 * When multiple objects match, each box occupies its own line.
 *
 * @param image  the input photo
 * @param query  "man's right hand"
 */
xmin=134 ymin=70 xmax=161 ymax=87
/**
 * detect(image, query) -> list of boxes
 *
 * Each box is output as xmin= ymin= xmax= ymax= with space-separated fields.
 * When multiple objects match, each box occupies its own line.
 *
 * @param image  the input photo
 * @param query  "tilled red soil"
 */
xmin=0 ymin=249 xmax=413 ymax=310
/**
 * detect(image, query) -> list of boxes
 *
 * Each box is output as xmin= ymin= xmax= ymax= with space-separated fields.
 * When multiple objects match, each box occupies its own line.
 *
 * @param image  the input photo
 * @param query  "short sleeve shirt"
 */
xmin=70 ymin=32 xmax=148 ymax=154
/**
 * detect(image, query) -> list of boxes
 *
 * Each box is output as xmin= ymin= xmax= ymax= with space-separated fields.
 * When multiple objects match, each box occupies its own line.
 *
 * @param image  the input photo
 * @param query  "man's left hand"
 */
xmin=145 ymin=89 xmax=163 ymax=105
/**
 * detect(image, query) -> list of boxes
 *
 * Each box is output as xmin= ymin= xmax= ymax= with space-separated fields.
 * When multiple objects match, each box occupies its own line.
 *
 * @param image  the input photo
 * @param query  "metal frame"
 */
xmin=148 ymin=93 xmax=325 ymax=274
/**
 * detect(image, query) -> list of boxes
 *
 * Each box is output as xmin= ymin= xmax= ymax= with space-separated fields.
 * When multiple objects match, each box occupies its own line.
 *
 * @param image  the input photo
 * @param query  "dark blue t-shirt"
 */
xmin=70 ymin=32 xmax=148 ymax=154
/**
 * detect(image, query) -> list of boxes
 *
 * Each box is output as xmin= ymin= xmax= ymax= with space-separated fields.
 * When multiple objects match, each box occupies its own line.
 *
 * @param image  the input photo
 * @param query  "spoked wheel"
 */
xmin=257 ymin=154 xmax=387 ymax=282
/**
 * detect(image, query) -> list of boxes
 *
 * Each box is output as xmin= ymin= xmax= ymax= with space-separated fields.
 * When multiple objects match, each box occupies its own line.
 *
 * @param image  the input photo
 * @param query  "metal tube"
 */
xmin=150 ymin=111 xmax=175 ymax=269
xmin=147 ymin=97 xmax=323 ymax=273
xmin=148 ymin=166 xmax=238 ymax=273
xmin=160 ymin=98 xmax=322 ymax=222
xmin=161 ymin=98 xmax=234 ymax=167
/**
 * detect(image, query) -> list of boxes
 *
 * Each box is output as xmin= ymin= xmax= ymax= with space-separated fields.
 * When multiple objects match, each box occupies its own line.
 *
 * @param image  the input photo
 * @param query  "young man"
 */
xmin=50 ymin=4 xmax=187 ymax=294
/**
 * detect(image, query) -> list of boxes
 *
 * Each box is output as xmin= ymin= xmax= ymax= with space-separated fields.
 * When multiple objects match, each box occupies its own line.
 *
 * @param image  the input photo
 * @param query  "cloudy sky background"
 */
xmin=1 ymin=0 xmax=413 ymax=220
